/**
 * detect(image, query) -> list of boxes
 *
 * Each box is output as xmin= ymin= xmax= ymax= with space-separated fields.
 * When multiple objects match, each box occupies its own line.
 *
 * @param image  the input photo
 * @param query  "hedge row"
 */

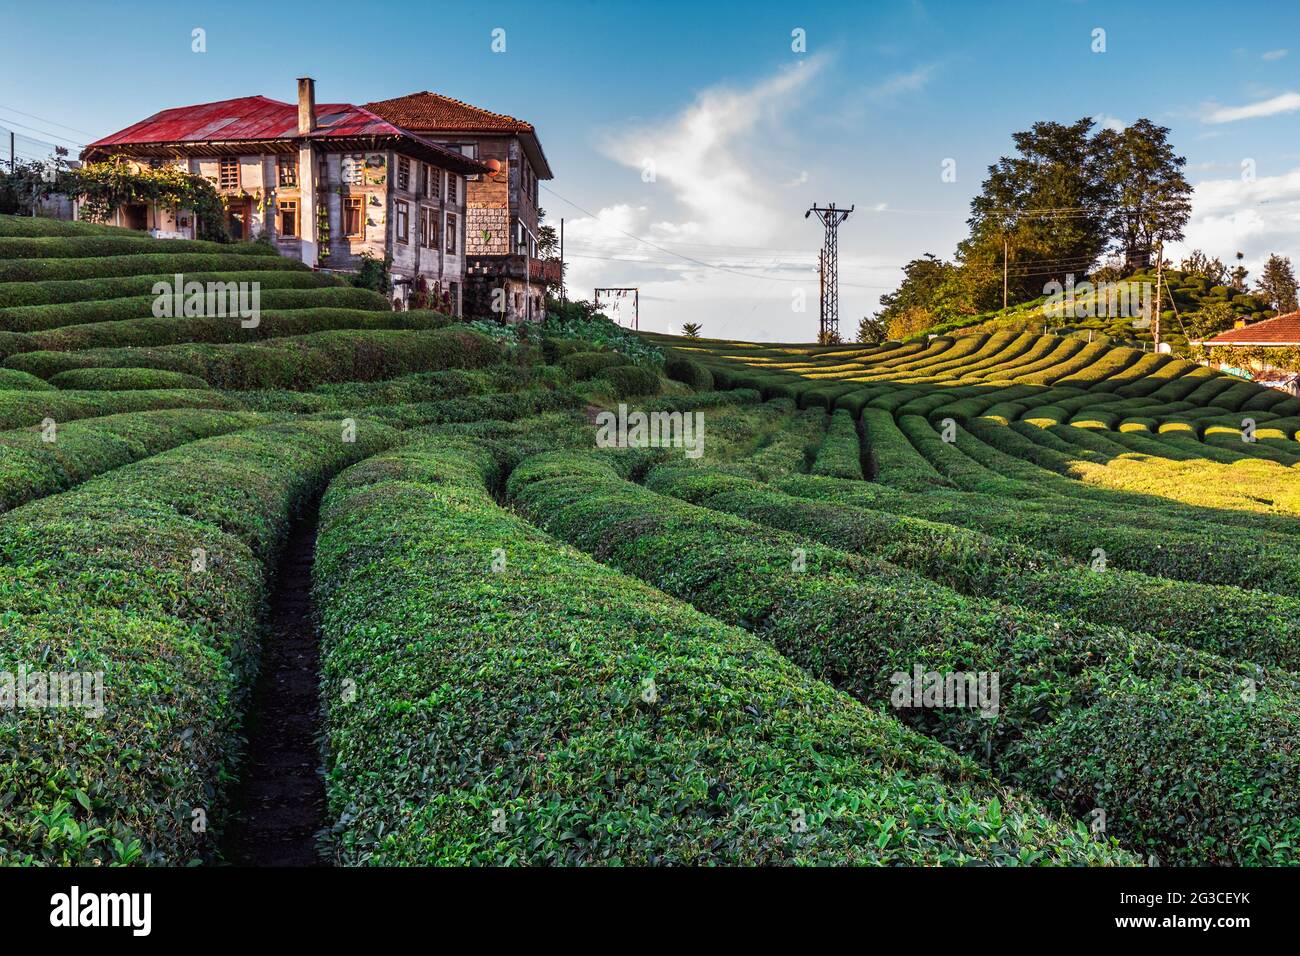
xmin=809 ymin=408 xmax=863 ymax=479
xmin=0 ymin=269 xmax=342 ymax=309
xmin=663 ymin=353 xmax=714 ymax=390
xmin=559 ymin=350 xmax=627 ymax=380
xmin=0 ymin=286 xmax=390 ymax=332
xmin=24 ymin=308 xmax=454 ymax=352
xmin=6 ymin=328 xmax=502 ymax=390
xmin=0 ymin=253 xmax=307 ymax=284
xmin=0 ymin=368 xmax=55 ymax=391
xmin=49 ymin=368 xmax=212 ymax=391
xmin=774 ymin=472 xmax=1300 ymax=598
xmin=0 ymin=387 xmax=241 ymax=431
xmin=0 ymin=214 xmax=139 ymax=237
xmin=0 ymin=407 xmax=271 ymax=512
xmin=311 ymin=436 xmax=1125 ymax=866
xmin=508 ymin=452 xmax=1300 ymax=864
xmin=649 ymin=465 xmax=1300 ymax=670
xmin=338 ymin=388 xmax=584 ymax=428
xmin=861 ymin=408 xmax=953 ymax=490
xmin=595 ymin=364 xmax=661 ymax=397
xmin=0 ymin=420 xmax=397 ymax=864
xmin=0 ymin=236 xmax=280 ymax=260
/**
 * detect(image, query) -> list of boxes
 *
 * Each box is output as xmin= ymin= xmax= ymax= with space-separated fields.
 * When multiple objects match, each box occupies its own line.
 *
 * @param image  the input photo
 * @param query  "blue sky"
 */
xmin=3 ymin=0 xmax=1298 ymax=339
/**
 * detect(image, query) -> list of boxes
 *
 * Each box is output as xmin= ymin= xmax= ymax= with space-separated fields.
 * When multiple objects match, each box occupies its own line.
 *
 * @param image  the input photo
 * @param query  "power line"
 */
xmin=0 ymin=116 xmax=84 ymax=149
xmin=0 ymin=104 xmax=96 ymax=138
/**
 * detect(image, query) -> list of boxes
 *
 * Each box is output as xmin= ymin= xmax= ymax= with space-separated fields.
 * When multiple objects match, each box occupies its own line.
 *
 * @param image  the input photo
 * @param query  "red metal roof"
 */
xmin=1198 ymin=310 xmax=1300 ymax=346
xmin=83 ymin=95 xmax=489 ymax=173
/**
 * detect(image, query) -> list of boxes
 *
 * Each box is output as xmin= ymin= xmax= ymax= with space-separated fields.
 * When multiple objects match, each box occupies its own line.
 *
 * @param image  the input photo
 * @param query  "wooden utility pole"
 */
xmin=1002 ymin=235 xmax=1009 ymax=310
xmin=559 ymin=218 xmax=565 ymax=305
xmin=1153 ymin=241 xmax=1163 ymax=351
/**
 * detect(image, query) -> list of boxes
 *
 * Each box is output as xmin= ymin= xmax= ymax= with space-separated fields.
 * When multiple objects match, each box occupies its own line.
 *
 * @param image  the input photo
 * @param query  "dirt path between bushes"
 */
xmin=223 ymin=509 xmax=329 ymax=866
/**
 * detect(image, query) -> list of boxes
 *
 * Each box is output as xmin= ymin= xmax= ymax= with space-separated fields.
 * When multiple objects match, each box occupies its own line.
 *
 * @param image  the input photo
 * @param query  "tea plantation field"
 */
xmin=2 ymin=215 xmax=1297 ymax=868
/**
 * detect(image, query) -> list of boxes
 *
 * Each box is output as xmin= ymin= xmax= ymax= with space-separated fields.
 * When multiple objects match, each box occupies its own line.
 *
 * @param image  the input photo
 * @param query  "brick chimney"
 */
xmin=297 ymin=77 xmax=317 ymax=135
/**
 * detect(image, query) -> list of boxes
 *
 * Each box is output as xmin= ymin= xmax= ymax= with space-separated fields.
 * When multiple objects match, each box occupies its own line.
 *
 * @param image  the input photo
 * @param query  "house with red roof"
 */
xmin=83 ymin=79 xmax=490 ymax=314
xmin=1189 ymin=310 xmax=1300 ymax=392
xmin=364 ymin=91 xmax=559 ymax=321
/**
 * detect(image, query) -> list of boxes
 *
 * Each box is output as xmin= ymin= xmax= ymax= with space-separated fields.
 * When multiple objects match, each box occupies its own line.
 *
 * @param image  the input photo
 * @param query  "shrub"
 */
xmin=0 ymin=236 xmax=278 ymax=260
xmin=810 ymin=408 xmax=863 ymax=479
xmin=595 ymin=364 xmax=661 ymax=397
xmin=559 ymin=349 xmax=626 ymax=380
xmin=0 ymin=420 xmax=398 ymax=864
xmin=5 ymin=328 xmax=502 ymax=390
xmin=49 ymin=368 xmax=211 ymax=391
xmin=0 ymin=368 xmax=55 ymax=391
xmin=0 ymin=253 xmax=306 ymax=284
xmin=508 ymin=452 xmax=1300 ymax=865
xmin=663 ymin=353 xmax=714 ymax=390
xmin=0 ymin=286 xmax=390 ymax=332
xmin=312 ymin=436 xmax=1126 ymax=866
xmin=0 ymin=269 xmax=341 ymax=309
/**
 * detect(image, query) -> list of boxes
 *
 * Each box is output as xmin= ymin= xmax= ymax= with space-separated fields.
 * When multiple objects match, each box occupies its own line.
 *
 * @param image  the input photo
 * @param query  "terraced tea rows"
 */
xmin=2 ymin=214 xmax=1294 ymax=867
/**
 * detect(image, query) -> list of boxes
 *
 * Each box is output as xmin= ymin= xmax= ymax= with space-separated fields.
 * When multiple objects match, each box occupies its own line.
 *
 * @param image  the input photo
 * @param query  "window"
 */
xmin=277 ymin=200 xmax=298 ymax=238
xmin=341 ymin=154 xmax=364 ymax=186
xmin=446 ymin=173 xmax=458 ymax=204
xmin=397 ymin=156 xmax=411 ymax=191
xmin=344 ymin=197 xmax=364 ymax=239
xmin=277 ymin=156 xmax=298 ymax=187
xmin=445 ymin=212 xmax=456 ymax=253
xmin=395 ymin=200 xmax=410 ymax=244
xmin=219 ymin=157 xmax=239 ymax=189
xmin=420 ymin=207 xmax=440 ymax=249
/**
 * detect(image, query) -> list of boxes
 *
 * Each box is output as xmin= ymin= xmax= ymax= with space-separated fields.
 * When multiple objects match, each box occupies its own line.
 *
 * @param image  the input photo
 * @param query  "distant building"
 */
xmin=1190 ymin=310 xmax=1300 ymax=390
xmin=364 ymin=91 xmax=559 ymax=321
xmin=82 ymin=79 xmax=489 ymax=314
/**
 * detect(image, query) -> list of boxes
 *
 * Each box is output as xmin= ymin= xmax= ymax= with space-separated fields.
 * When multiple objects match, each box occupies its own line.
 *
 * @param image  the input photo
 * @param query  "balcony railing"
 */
xmin=466 ymin=253 xmax=563 ymax=285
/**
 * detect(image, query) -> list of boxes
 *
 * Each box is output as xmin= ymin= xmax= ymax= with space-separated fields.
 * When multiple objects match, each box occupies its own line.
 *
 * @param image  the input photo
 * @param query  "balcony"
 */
xmin=465 ymin=253 xmax=563 ymax=285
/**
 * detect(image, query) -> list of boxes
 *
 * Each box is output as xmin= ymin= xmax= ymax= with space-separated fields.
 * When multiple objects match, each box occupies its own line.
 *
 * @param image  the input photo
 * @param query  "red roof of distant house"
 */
xmin=82 ymin=95 xmax=488 ymax=173
xmin=1196 ymin=310 xmax=1300 ymax=346
xmin=364 ymin=91 xmax=552 ymax=179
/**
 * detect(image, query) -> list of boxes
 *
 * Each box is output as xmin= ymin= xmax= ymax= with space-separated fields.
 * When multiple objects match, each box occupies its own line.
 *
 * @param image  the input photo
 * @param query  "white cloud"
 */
xmin=865 ymin=64 xmax=938 ymax=100
xmin=1203 ymin=91 xmax=1300 ymax=123
xmin=598 ymin=57 xmax=826 ymax=247
xmin=1093 ymin=113 xmax=1127 ymax=132
xmin=1262 ymin=49 xmax=1289 ymax=61
xmin=1168 ymin=166 xmax=1300 ymax=272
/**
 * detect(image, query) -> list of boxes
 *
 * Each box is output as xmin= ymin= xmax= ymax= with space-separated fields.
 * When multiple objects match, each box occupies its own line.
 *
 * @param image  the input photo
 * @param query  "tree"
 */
xmin=962 ymin=119 xmax=1111 ymax=310
xmin=1179 ymin=249 xmax=1228 ymax=286
xmin=817 ymin=328 xmax=842 ymax=345
xmin=680 ymin=322 xmax=702 ymax=339
xmin=1093 ymin=119 xmax=1192 ymax=271
xmin=885 ymin=306 xmax=933 ymax=342
xmin=1255 ymin=254 xmax=1299 ymax=313
xmin=1187 ymin=300 xmax=1238 ymax=342
xmin=874 ymin=254 xmax=957 ymax=329
xmin=1230 ymin=252 xmax=1249 ymax=292
xmin=856 ymin=314 xmax=886 ymax=345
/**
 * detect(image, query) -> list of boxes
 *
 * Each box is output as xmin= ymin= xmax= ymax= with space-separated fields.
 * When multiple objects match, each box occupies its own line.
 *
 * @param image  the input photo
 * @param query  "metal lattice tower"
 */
xmin=806 ymin=202 xmax=853 ymax=342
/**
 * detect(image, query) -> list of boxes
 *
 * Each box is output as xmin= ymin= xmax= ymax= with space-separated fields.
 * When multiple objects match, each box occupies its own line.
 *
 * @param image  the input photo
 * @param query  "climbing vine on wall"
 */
xmin=74 ymin=156 xmax=230 ymax=241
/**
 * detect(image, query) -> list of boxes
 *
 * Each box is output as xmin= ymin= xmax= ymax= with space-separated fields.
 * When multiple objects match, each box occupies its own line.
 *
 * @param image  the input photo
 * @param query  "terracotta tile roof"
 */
xmin=362 ymin=91 xmax=535 ymax=133
xmin=1198 ymin=310 xmax=1300 ymax=346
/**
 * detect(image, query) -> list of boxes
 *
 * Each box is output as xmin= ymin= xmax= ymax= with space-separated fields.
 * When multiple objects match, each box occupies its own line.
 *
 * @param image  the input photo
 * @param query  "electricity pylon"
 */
xmin=806 ymin=202 xmax=853 ymax=342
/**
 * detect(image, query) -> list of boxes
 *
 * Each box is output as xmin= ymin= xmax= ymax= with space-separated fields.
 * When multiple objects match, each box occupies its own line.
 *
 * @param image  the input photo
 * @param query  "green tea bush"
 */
xmin=49 ymin=368 xmax=212 ymax=391
xmin=312 ymin=436 xmax=1126 ymax=866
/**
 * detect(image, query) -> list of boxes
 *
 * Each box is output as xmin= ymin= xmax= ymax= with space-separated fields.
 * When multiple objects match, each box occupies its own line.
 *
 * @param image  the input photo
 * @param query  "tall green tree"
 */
xmin=1255 ymin=254 xmax=1299 ymax=313
xmin=960 ymin=118 xmax=1110 ymax=310
xmin=872 ymin=253 xmax=957 ymax=326
xmin=1093 ymin=119 xmax=1192 ymax=271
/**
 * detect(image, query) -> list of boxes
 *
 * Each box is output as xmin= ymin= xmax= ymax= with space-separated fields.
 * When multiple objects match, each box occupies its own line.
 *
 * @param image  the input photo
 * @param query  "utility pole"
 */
xmin=817 ymin=249 xmax=825 ymax=337
xmin=806 ymin=202 xmax=854 ymax=343
xmin=1153 ymin=241 xmax=1163 ymax=351
xmin=8 ymin=131 xmax=13 ymax=173
xmin=1002 ymin=235 xmax=1009 ymax=311
xmin=559 ymin=217 xmax=565 ymax=306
